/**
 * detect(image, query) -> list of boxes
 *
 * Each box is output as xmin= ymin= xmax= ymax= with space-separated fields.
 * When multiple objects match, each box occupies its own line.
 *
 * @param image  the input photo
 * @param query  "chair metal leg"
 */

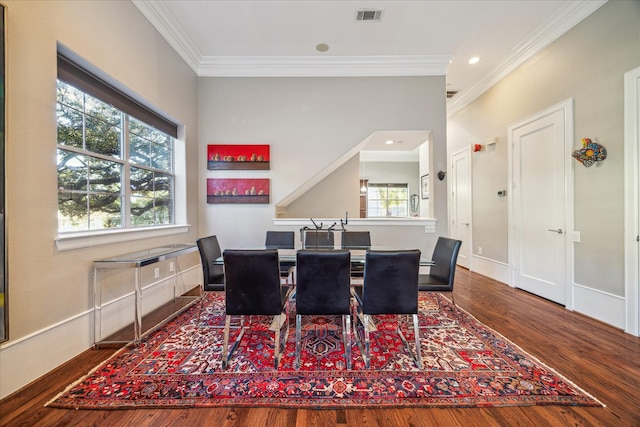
xmin=363 ymin=314 xmax=372 ymax=369
xmin=273 ymin=318 xmax=281 ymax=370
xmin=222 ymin=315 xmax=245 ymax=369
xmin=342 ymin=314 xmax=352 ymax=370
xmin=412 ymin=313 xmax=422 ymax=369
xmin=449 ymin=292 xmax=460 ymax=325
xmin=295 ymin=314 xmax=302 ymax=369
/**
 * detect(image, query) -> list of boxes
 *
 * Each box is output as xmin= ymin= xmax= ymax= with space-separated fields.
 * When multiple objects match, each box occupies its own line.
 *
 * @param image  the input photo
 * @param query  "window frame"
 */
xmin=55 ymin=48 xmax=188 ymax=251
xmin=366 ymin=183 xmax=410 ymax=218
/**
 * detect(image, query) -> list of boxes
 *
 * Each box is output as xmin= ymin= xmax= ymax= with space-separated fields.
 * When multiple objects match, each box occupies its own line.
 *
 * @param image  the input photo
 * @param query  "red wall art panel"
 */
xmin=207 ymin=178 xmax=270 ymax=204
xmin=207 ymin=144 xmax=270 ymax=170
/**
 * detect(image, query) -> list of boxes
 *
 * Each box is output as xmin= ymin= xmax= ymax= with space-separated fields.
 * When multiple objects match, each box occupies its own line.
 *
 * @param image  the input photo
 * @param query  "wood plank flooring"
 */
xmin=1 ymin=268 xmax=639 ymax=426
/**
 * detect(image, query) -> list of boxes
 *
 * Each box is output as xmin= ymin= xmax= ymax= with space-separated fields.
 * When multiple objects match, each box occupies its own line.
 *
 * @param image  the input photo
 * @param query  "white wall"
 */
xmin=447 ymin=0 xmax=640 ymax=326
xmin=0 ymin=0 xmax=200 ymax=398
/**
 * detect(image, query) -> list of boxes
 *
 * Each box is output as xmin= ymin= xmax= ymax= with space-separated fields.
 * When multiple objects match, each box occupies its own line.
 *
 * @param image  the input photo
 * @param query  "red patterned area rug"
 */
xmin=47 ymin=292 xmax=602 ymax=409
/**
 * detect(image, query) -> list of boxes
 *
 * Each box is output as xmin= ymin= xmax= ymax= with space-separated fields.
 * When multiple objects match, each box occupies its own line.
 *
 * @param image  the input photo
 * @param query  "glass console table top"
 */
xmin=94 ymin=244 xmax=197 ymax=267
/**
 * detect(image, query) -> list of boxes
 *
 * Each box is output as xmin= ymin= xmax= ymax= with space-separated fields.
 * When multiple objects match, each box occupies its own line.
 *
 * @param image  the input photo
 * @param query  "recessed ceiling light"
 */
xmin=316 ymin=43 xmax=329 ymax=53
xmin=385 ymin=140 xmax=395 ymax=145
xmin=468 ymin=56 xmax=480 ymax=65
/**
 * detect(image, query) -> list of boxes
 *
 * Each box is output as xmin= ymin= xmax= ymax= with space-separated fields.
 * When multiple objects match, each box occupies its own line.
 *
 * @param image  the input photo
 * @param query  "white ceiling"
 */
xmin=133 ymin=0 xmax=605 ymax=112
xmin=132 ymin=0 xmax=605 ymax=158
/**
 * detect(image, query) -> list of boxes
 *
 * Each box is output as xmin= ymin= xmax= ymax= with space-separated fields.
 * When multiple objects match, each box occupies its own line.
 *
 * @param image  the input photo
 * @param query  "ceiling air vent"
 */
xmin=356 ymin=9 xmax=384 ymax=22
xmin=447 ymin=91 xmax=458 ymax=99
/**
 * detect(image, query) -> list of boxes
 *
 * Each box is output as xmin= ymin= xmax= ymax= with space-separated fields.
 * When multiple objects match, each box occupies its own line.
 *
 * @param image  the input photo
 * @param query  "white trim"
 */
xmin=0 ymin=310 xmax=93 ymax=399
xmin=55 ymin=224 xmax=191 ymax=251
xmin=449 ymin=146 xmax=472 ymax=270
xmin=507 ymin=99 xmax=575 ymax=309
xmin=624 ymin=66 xmax=640 ymax=336
xmin=447 ymin=0 xmax=607 ymax=116
xmin=470 ymin=255 xmax=509 ymax=285
xmin=573 ymin=283 xmax=626 ymax=330
xmin=196 ymin=55 xmax=451 ymax=77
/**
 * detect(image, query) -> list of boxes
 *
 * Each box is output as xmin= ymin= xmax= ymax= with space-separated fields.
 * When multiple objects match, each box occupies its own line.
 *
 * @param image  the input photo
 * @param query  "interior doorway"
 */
xmin=450 ymin=148 xmax=471 ymax=269
xmin=508 ymin=99 xmax=574 ymax=306
xmin=624 ymin=66 xmax=640 ymax=336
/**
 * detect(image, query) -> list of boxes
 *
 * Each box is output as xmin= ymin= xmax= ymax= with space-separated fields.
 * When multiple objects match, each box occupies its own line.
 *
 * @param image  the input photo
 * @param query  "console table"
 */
xmin=93 ymin=244 xmax=198 ymax=347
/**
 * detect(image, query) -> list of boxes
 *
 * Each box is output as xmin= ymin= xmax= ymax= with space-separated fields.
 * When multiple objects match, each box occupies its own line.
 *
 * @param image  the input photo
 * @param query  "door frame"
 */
xmin=624 ymin=66 xmax=640 ymax=336
xmin=449 ymin=146 xmax=472 ymax=270
xmin=507 ymin=98 xmax=575 ymax=310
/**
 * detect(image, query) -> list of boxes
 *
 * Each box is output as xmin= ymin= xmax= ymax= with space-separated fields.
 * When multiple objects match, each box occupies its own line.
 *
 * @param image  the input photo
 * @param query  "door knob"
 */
xmin=547 ymin=228 xmax=563 ymax=234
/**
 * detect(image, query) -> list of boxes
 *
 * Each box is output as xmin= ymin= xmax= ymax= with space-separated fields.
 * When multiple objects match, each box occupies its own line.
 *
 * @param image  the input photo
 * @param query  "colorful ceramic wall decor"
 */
xmin=572 ymin=138 xmax=606 ymax=167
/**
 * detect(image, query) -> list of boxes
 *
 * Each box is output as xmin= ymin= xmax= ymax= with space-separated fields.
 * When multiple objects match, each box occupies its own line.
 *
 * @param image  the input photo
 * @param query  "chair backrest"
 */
xmin=341 ymin=231 xmax=371 ymax=250
xmin=223 ymin=249 xmax=283 ymax=315
xmin=295 ymin=250 xmax=351 ymax=315
xmin=265 ymin=230 xmax=295 ymax=249
xmin=303 ymin=230 xmax=335 ymax=249
xmin=362 ymin=250 xmax=421 ymax=315
xmin=430 ymin=237 xmax=463 ymax=287
xmin=196 ymin=235 xmax=224 ymax=286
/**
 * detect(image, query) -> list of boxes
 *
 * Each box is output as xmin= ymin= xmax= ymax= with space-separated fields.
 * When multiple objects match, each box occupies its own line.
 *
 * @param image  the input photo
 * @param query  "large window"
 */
xmin=56 ymin=53 xmax=177 ymax=233
xmin=367 ymin=183 xmax=409 ymax=217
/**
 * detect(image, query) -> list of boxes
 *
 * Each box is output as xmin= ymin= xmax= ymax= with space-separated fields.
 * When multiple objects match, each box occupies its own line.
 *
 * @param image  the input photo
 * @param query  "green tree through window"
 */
xmin=366 ymin=183 xmax=409 ymax=217
xmin=57 ymin=80 xmax=174 ymax=232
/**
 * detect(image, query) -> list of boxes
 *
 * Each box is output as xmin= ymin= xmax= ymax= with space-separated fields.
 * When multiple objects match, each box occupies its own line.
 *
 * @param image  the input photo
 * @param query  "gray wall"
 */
xmin=448 ymin=0 xmax=640 ymax=297
xmin=198 ymin=76 xmax=447 ymax=250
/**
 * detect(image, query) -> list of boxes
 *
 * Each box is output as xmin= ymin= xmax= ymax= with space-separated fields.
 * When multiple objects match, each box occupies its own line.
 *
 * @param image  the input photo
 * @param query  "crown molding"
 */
xmin=447 ymin=0 xmax=608 ymax=117
xmin=132 ymin=0 xmax=202 ymax=72
xmin=133 ymin=0 xmax=449 ymax=77
xmin=197 ymin=55 xmax=451 ymax=77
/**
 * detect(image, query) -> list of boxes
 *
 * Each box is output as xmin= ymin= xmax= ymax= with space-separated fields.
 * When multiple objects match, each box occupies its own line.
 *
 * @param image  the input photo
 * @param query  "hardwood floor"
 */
xmin=1 ymin=268 xmax=639 ymax=426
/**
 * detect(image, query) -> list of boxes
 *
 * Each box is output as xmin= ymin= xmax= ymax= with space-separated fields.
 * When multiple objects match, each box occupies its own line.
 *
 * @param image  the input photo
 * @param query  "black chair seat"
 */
xmin=418 ymin=274 xmax=452 ymax=291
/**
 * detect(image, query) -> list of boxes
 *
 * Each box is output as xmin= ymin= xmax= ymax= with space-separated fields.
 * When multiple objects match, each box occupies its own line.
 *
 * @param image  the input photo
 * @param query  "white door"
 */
xmin=624 ymin=66 xmax=640 ymax=336
xmin=451 ymin=148 xmax=471 ymax=269
xmin=509 ymin=101 xmax=572 ymax=305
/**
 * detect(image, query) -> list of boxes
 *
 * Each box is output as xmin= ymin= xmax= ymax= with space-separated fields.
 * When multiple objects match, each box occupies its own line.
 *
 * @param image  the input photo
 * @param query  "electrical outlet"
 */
xmin=154 ymin=267 xmax=160 ymax=279
xmin=169 ymin=262 xmax=174 ymax=272
xmin=478 ymin=247 xmax=483 ymax=255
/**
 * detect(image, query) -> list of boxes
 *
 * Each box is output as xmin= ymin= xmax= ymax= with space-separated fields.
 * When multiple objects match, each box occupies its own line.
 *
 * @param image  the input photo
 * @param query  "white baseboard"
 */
xmin=572 ymin=283 xmax=626 ymax=330
xmin=470 ymin=255 xmax=509 ymax=284
xmin=0 ymin=265 xmax=200 ymax=399
xmin=468 ymin=255 xmax=627 ymax=332
xmin=0 ymin=310 xmax=92 ymax=399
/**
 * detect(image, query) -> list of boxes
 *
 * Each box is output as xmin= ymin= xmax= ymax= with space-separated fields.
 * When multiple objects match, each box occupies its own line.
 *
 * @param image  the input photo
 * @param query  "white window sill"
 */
xmin=55 ymin=224 xmax=191 ymax=251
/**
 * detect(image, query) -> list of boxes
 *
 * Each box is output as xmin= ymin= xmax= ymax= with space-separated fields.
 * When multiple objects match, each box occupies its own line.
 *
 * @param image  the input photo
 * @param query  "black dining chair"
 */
xmin=196 ymin=235 xmax=225 ymax=292
xmin=341 ymin=231 xmax=371 ymax=278
xmin=294 ymin=250 xmax=352 ymax=369
xmin=353 ymin=249 xmax=422 ymax=369
xmin=265 ymin=230 xmax=296 ymax=286
xmin=341 ymin=231 xmax=371 ymax=250
xmin=222 ymin=249 xmax=292 ymax=369
xmin=303 ymin=229 xmax=335 ymax=250
xmin=419 ymin=237 xmax=462 ymax=325
xmin=195 ymin=236 xmax=226 ymax=323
